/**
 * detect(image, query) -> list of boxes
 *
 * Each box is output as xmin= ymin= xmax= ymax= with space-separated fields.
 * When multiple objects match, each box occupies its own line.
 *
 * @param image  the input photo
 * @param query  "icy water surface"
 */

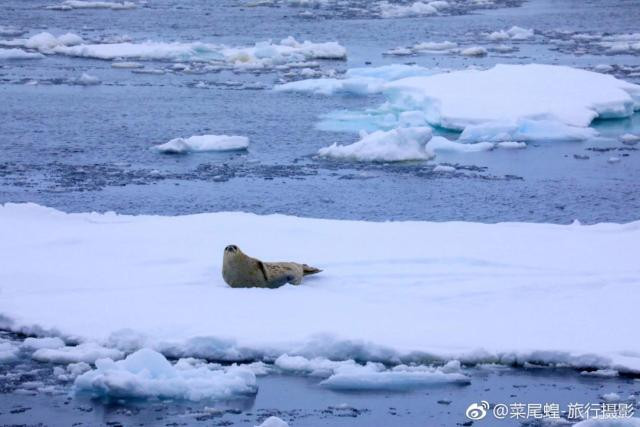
xmin=1 ymin=0 xmax=640 ymax=222
xmin=1 ymin=332 xmax=639 ymax=427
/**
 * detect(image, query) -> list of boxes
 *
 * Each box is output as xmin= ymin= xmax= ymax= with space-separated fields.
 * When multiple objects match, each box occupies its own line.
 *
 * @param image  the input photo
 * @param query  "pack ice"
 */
xmin=1 ymin=204 xmax=639 ymax=377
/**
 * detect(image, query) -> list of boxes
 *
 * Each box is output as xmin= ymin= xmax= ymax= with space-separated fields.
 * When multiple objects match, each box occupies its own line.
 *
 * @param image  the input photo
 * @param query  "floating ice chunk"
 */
xmin=153 ymin=135 xmax=249 ymax=154
xmin=384 ymin=64 xmax=640 ymax=136
xmin=601 ymin=392 xmax=622 ymax=402
xmin=22 ymin=337 xmax=65 ymax=350
xmin=276 ymin=64 xmax=435 ymax=96
xmin=384 ymin=47 xmax=414 ymax=56
xmin=1 ymin=32 xmax=84 ymax=53
xmin=111 ymin=61 xmax=143 ymax=68
xmin=0 ymin=340 xmax=19 ymax=362
xmin=33 ymin=342 xmax=124 ymax=364
xmin=496 ymin=141 xmax=526 ymax=149
xmin=413 ymin=40 xmax=457 ymax=52
xmin=76 ymin=72 xmax=101 ymax=85
xmin=487 ymin=26 xmax=534 ymax=41
xmin=0 ymin=26 xmax=26 ymax=37
xmin=459 ymin=46 xmax=487 ymax=56
xmin=594 ymin=64 xmax=614 ymax=73
xmin=0 ymin=48 xmax=45 ymax=59
xmin=433 ymin=164 xmax=456 ymax=172
xmin=55 ymin=361 xmax=92 ymax=381
xmin=318 ymin=127 xmax=435 ymax=162
xmin=460 ymin=119 xmax=597 ymax=142
xmin=608 ymin=156 xmax=621 ymax=164
xmin=378 ymin=1 xmax=447 ymax=18
xmin=256 ymin=417 xmax=289 ymax=427
xmin=47 ymin=1 xmax=137 ymax=10
xmin=74 ymin=348 xmax=257 ymax=401
xmin=620 ymin=133 xmax=640 ymax=145
xmin=426 ymin=136 xmax=494 ymax=153
xmin=581 ymin=369 xmax=619 ymax=377
xmin=275 ymin=354 xmax=362 ymax=377
xmin=320 ymin=364 xmax=470 ymax=391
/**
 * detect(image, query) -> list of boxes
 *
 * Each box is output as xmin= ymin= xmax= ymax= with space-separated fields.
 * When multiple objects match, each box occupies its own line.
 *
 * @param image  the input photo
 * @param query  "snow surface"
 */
xmin=74 ymin=348 xmax=257 ymax=401
xmin=1 ymin=204 xmax=639 ymax=373
xmin=153 ymin=135 xmax=250 ymax=154
xmin=318 ymin=127 xmax=435 ymax=162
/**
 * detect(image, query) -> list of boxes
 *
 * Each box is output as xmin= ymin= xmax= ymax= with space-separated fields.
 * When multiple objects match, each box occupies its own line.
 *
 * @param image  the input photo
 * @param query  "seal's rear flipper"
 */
xmin=302 ymin=264 xmax=322 ymax=276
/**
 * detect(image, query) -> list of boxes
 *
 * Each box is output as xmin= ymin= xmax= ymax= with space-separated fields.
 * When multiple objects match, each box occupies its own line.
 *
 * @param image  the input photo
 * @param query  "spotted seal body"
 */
xmin=222 ymin=245 xmax=322 ymax=288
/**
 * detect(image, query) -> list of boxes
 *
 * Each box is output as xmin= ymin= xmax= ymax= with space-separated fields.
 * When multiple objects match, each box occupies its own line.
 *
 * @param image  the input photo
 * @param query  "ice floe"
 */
xmin=486 ymin=26 xmax=534 ymax=41
xmin=274 ymin=355 xmax=469 ymax=391
xmin=378 ymin=1 xmax=449 ymax=18
xmin=46 ymin=1 xmax=137 ymax=10
xmin=0 ymin=339 xmax=19 ymax=362
xmin=1 ymin=204 xmax=640 ymax=372
xmin=22 ymin=337 xmax=65 ymax=350
xmin=74 ymin=348 xmax=257 ymax=401
xmin=32 ymin=343 xmax=124 ymax=364
xmin=0 ymin=33 xmax=346 ymax=72
xmin=0 ymin=48 xmax=45 ymax=60
xmin=75 ymin=72 xmax=101 ymax=86
xmin=153 ymin=135 xmax=250 ymax=154
xmin=303 ymin=64 xmax=639 ymax=143
xmin=318 ymin=127 xmax=435 ymax=162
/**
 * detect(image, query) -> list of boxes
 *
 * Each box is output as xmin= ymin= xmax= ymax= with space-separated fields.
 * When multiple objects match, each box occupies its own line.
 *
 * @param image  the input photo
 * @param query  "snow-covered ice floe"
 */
xmin=318 ymin=127 xmax=435 ymax=162
xmin=1 ymin=204 xmax=640 ymax=374
xmin=0 ymin=33 xmax=346 ymax=70
xmin=485 ymin=26 xmax=534 ymax=41
xmin=378 ymin=1 xmax=450 ymax=18
xmin=153 ymin=135 xmax=250 ymax=154
xmin=46 ymin=1 xmax=137 ymax=10
xmin=74 ymin=348 xmax=257 ymax=401
xmin=282 ymin=64 xmax=640 ymax=143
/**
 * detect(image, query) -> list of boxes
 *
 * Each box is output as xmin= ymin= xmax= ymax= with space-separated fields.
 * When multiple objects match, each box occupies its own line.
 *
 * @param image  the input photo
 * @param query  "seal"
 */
xmin=222 ymin=245 xmax=322 ymax=288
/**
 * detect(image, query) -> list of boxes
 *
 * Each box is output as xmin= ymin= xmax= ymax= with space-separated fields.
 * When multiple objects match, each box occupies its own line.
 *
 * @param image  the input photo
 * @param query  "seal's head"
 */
xmin=224 ymin=244 xmax=239 ymax=254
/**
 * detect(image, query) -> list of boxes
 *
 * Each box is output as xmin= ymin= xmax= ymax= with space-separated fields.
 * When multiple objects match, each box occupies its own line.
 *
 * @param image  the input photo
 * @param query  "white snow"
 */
xmin=22 ymin=337 xmax=65 ymax=350
xmin=74 ymin=348 xmax=257 ymax=401
xmin=0 ymin=48 xmax=45 ymax=60
xmin=1 ymin=204 xmax=640 ymax=373
xmin=318 ymin=127 xmax=435 ymax=162
xmin=32 ymin=343 xmax=124 ymax=364
xmin=153 ymin=135 xmax=249 ymax=154
xmin=256 ymin=417 xmax=289 ymax=427
xmin=46 ymin=1 xmax=137 ymax=10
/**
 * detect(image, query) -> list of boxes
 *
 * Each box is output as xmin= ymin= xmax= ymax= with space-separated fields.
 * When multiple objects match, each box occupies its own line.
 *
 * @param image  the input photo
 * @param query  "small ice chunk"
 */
xmin=255 ymin=417 xmax=289 ymax=427
xmin=22 ymin=337 xmax=65 ymax=350
xmin=111 ymin=61 xmax=143 ymax=69
xmin=153 ymin=135 xmax=250 ymax=154
xmin=620 ymin=133 xmax=640 ymax=145
xmin=594 ymin=64 xmax=614 ymax=73
xmin=0 ymin=48 xmax=45 ymax=60
xmin=601 ymin=392 xmax=621 ymax=402
xmin=378 ymin=1 xmax=440 ymax=18
xmin=497 ymin=141 xmax=526 ymax=149
xmin=76 ymin=72 xmax=101 ymax=85
xmin=580 ymin=369 xmax=619 ymax=377
xmin=320 ymin=367 xmax=470 ymax=390
xmin=318 ymin=127 xmax=435 ymax=162
xmin=607 ymin=156 xmax=621 ymax=163
xmin=74 ymin=348 xmax=258 ymax=401
xmin=413 ymin=41 xmax=457 ymax=51
xmin=47 ymin=1 xmax=137 ymax=10
xmin=427 ymin=136 xmax=495 ymax=153
xmin=33 ymin=342 xmax=124 ymax=364
xmin=0 ymin=340 xmax=19 ymax=362
xmin=460 ymin=46 xmax=488 ymax=57
xmin=433 ymin=164 xmax=456 ymax=172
